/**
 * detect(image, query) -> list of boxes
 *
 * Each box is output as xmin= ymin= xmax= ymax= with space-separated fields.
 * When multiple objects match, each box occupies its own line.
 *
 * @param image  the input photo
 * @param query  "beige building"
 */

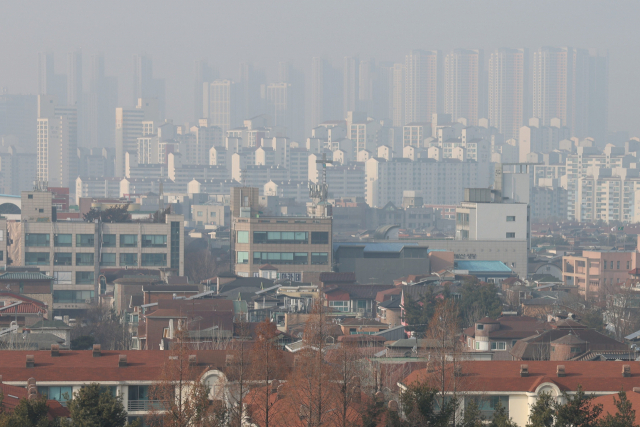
xmin=15 ymin=190 xmax=184 ymax=313
xmin=191 ymin=202 xmax=229 ymax=227
xmin=230 ymin=187 xmax=332 ymax=279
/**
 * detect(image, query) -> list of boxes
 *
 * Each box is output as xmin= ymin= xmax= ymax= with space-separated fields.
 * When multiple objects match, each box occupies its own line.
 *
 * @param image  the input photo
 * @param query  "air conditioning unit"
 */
xmin=357 ymin=308 xmax=365 ymax=314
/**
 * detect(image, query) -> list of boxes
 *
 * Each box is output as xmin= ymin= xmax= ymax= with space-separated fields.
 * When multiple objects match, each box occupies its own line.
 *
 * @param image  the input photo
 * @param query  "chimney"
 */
xmin=299 ymin=404 xmax=309 ymax=420
xmin=27 ymin=384 xmax=38 ymax=400
xmin=188 ymin=355 xmax=197 ymax=367
xmin=351 ymin=386 xmax=361 ymax=403
xmin=520 ymin=364 xmax=529 ymax=377
xmin=388 ymin=400 xmax=399 ymax=412
xmin=225 ymin=354 xmax=234 ymax=366
xmin=118 ymin=354 xmax=127 ymax=367
xmin=93 ymin=344 xmax=101 ymax=357
xmin=26 ymin=355 xmax=35 ymax=368
xmin=51 ymin=344 xmax=60 ymax=357
xmin=271 ymin=380 xmax=280 ymax=394
xmin=557 ymin=365 xmax=566 ymax=377
xmin=277 ymin=384 xmax=286 ymax=400
xmin=623 ymin=365 xmax=631 ymax=377
xmin=27 ymin=377 xmax=36 ymax=386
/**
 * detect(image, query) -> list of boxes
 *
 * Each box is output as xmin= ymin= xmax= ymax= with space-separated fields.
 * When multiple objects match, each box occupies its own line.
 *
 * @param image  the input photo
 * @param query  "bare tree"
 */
xmin=148 ymin=329 xmax=227 ymax=427
xmin=184 ymin=249 xmax=228 ymax=284
xmin=223 ymin=314 xmax=252 ymax=427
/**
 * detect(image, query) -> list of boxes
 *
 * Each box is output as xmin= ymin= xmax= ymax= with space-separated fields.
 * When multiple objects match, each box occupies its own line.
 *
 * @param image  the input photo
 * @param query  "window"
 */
xmin=477 ymin=324 xmax=484 ymax=330
xmin=53 ymin=272 xmax=72 ymax=284
xmin=252 ymin=252 xmax=308 ymax=265
xmin=570 ymin=347 xmax=581 ymax=353
xmin=237 ymin=231 xmax=249 ymax=244
xmin=237 ymin=251 xmax=249 ymax=264
xmin=102 ymin=234 xmax=116 ymax=247
xmin=141 ymin=253 xmax=167 ymax=266
xmin=171 ymin=222 xmax=180 ymax=269
xmin=311 ymin=231 xmax=329 ymax=244
xmin=54 ymin=234 xmax=72 ymax=247
xmin=76 ymin=234 xmax=95 ymax=247
xmin=468 ymin=396 xmax=509 ymax=418
xmin=76 ymin=272 xmax=95 ymax=284
xmin=506 ymin=216 xmax=516 ymax=222
xmin=197 ymin=211 xmax=203 ymax=217
xmin=101 ymin=253 xmax=116 ymax=266
xmin=28 ymin=194 xmax=33 ymax=199
xmin=506 ymin=232 xmax=516 ymax=238
xmin=25 ymin=234 xmax=50 ymax=247
xmin=120 ymin=234 xmax=137 ymax=247
xmin=142 ymin=235 xmax=167 ymax=248
xmin=120 ymin=253 xmax=138 ymax=266
xmin=491 ymin=342 xmax=506 ymax=350
xmin=25 ymin=252 xmax=49 ymax=265
xmin=253 ymin=231 xmax=308 ymax=244
xmin=311 ymin=252 xmax=328 ymax=265
xmin=329 ymin=301 xmax=349 ymax=312
xmin=76 ymin=253 xmax=94 ymax=266
xmin=54 ymin=253 xmax=72 ymax=266
xmin=128 ymin=385 xmax=149 ymax=401
xmin=611 ymin=261 xmax=614 ymax=269
xmin=617 ymin=261 xmax=621 ymax=270
xmin=628 ymin=261 xmax=631 ymax=270
xmin=38 ymin=386 xmax=72 ymax=403
xmin=512 ymin=340 xmax=518 ymax=347
xmin=474 ymin=342 xmax=480 ymax=350
xmin=210 ymin=212 xmax=216 ymax=217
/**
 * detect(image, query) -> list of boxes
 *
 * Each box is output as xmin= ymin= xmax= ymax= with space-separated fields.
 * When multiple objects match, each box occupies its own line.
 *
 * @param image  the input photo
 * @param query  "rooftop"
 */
xmin=454 ymin=260 xmax=513 ymax=273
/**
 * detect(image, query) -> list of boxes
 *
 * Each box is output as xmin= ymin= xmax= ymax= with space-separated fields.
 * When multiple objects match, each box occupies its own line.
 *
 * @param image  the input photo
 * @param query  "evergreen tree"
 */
xmin=400 ymin=382 xmax=456 ymax=427
xmin=600 ymin=390 xmax=638 ymax=427
xmin=526 ymin=392 xmax=556 ymax=427
xmin=489 ymin=400 xmax=517 ymax=427
xmin=459 ymin=400 xmax=484 ymax=427
xmin=63 ymin=383 xmax=131 ymax=427
xmin=0 ymin=396 xmax=60 ymax=427
xmin=555 ymin=386 xmax=602 ymax=427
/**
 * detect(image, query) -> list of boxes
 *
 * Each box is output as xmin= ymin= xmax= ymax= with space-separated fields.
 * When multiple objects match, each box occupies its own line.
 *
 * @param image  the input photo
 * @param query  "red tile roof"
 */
xmin=0 ymin=382 xmax=69 ymax=419
xmin=403 ymin=361 xmax=640 ymax=393
xmin=592 ymin=390 xmax=640 ymax=419
xmin=0 ymin=301 xmax=47 ymax=315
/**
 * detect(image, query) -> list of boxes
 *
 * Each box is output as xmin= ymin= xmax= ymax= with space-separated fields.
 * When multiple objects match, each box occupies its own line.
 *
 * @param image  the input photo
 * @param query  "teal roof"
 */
xmin=0 ymin=272 xmax=54 ymax=281
xmin=454 ymin=260 xmax=513 ymax=273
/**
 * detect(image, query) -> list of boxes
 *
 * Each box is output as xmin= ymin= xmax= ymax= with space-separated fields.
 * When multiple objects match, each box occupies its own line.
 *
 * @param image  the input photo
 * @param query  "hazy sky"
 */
xmin=1 ymin=0 xmax=638 ymax=134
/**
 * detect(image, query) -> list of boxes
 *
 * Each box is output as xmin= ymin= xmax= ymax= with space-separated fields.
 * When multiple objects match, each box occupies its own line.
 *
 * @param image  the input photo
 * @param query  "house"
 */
xmin=323 ymin=284 xmax=394 ymax=317
xmin=339 ymin=318 xmax=389 ymax=335
xmin=463 ymin=316 xmax=552 ymax=360
xmin=0 ymin=270 xmax=54 ymax=310
xmin=453 ymin=260 xmax=517 ymax=284
xmin=0 ymin=293 xmax=48 ymax=327
xmin=27 ymin=319 xmax=72 ymax=347
xmin=0 ymin=378 xmax=69 ymax=419
xmin=510 ymin=322 xmax=628 ymax=361
xmin=0 ymin=348 xmax=292 ymax=425
xmin=401 ymin=361 xmax=640 ymax=427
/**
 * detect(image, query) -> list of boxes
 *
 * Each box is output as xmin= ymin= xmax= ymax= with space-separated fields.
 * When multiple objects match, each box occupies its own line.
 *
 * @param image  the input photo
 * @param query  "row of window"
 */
xmin=53 ymin=290 xmax=95 ymax=303
xmin=25 ymin=252 xmax=167 ymax=267
xmin=236 ymin=251 xmax=329 ymax=265
xmin=236 ymin=231 xmax=329 ymax=245
xmin=25 ymin=234 xmax=167 ymax=248
xmin=603 ymin=260 xmax=628 ymax=270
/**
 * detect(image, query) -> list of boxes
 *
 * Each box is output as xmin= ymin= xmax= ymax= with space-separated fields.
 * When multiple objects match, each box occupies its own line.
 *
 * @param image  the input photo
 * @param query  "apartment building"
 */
xmin=563 ymin=247 xmax=640 ymax=300
xmin=15 ymin=190 xmax=183 ymax=313
xmin=230 ymin=187 xmax=332 ymax=280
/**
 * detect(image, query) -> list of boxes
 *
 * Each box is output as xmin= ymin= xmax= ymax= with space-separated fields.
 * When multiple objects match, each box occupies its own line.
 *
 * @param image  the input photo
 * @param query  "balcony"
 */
xmin=127 ymin=400 xmax=165 ymax=412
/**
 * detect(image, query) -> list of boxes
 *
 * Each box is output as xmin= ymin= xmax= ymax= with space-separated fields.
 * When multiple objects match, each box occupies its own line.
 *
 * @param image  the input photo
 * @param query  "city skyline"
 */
xmin=0 ymin=0 xmax=636 ymax=134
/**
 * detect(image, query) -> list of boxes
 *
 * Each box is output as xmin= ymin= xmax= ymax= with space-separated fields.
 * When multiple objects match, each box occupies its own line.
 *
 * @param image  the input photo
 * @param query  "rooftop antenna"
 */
xmin=316 ymin=153 xmax=333 ymax=202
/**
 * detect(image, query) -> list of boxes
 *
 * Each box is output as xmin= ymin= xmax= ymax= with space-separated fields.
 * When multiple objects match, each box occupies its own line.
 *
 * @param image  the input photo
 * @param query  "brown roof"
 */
xmin=592 ymin=390 xmax=640 ymax=419
xmin=319 ymin=272 xmax=356 ymax=283
xmin=552 ymin=333 xmax=586 ymax=345
xmin=464 ymin=316 xmax=551 ymax=339
xmin=0 ymin=382 xmax=69 ymax=419
xmin=403 ymin=361 xmax=640 ymax=393
xmin=340 ymin=318 xmax=388 ymax=327
xmin=510 ymin=329 xmax=627 ymax=360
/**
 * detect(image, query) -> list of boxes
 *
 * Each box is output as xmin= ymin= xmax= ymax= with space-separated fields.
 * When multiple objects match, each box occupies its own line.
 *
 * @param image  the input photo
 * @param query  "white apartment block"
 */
xmin=75 ymin=177 xmax=121 ymax=205
xmin=403 ymin=122 xmax=430 ymax=148
xmin=365 ymin=157 xmax=484 ymax=207
xmin=205 ymin=79 xmax=238 ymax=134
xmin=488 ymin=48 xmax=528 ymax=141
xmin=404 ymin=50 xmax=441 ymax=124
xmin=574 ymin=166 xmax=640 ymax=223
xmin=444 ymin=49 xmax=482 ymax=126
xmin=115 ymin=99 xmax=159 ymax=177
xmin=37 ymin=95 xmax=78 ymax=190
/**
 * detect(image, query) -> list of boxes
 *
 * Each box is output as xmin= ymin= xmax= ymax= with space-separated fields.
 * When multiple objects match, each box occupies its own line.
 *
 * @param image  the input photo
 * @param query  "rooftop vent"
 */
xmin=557 ymin=365 xmax=566 ymax=377
xmin=188 ymin=355 xmax=197 ymax=367
xmin=51 ymin=344 xmax=60 ymax=357
xmin=118 ymin=354 xmax=127 ymax=367
xmin=623 ymin=365 xmax=631 ymax=377
xmin=520 ymin=364 xmax=529 ymax=377
xmin=26 ymin=355 xmax=35 ymax=368
xmin=92 ymin=344 xmax=101 ymax=357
